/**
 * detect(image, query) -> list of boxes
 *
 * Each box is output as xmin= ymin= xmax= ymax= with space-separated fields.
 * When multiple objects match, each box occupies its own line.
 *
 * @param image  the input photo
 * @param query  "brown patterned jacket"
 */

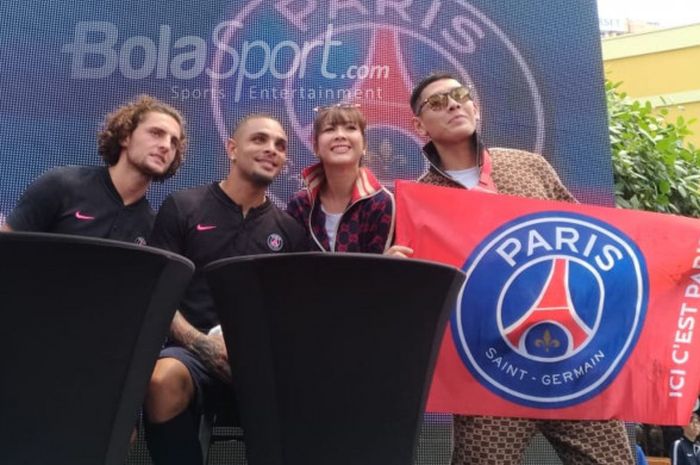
xmin=418 ymin=142 xmax=575 ymax=202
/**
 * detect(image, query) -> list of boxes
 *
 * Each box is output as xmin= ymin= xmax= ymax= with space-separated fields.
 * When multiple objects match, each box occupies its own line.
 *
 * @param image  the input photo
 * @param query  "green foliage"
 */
xmin=607 ymin=80 xmax=700 ymax=217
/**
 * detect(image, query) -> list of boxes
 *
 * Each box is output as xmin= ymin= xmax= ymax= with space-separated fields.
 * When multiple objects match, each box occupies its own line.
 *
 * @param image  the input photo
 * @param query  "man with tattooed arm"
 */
xmin=143 ymin=114 xmax=307 ymax=465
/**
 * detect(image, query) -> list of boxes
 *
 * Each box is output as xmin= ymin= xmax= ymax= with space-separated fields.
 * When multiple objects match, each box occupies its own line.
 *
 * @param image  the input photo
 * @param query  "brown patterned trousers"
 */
xmin=452 ymin=415 xmax=634 ymax=465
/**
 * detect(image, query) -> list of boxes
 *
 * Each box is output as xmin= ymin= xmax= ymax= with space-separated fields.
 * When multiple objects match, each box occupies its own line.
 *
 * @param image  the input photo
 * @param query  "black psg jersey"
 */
xmin=149 ymin=182 xmax=308 ymax=331
xmin=7 ymin=165 xmax=154 ymax=244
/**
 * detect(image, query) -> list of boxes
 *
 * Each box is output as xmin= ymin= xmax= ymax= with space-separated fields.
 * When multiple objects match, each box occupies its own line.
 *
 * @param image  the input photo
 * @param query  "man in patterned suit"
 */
xmin=399 ymin=72 xmax=634 ymax=465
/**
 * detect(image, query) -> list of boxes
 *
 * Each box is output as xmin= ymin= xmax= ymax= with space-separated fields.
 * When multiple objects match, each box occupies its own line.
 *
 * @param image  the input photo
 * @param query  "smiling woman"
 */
xmin=286 ymin=105 xmax=396 ymax=253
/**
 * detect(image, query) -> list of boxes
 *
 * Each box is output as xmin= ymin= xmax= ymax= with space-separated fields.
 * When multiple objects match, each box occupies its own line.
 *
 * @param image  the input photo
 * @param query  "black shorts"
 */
xmin=159 ymin=345 xmax=237 ymax=416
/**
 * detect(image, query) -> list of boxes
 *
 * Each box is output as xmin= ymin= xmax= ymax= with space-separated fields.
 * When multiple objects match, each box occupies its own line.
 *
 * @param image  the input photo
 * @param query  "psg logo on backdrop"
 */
xmin=453 ymin=212 xmax=649 ymax=408
xmin=208 ymin=1 xmax=545 ymax=201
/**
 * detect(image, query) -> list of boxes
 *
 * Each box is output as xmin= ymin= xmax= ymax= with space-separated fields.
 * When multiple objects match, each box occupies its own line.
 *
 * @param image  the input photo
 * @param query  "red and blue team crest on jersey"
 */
xmin=453 ymin=211 xmax=648 ymax=408
xmin=267 ymin=233 xmax=284 ymax=252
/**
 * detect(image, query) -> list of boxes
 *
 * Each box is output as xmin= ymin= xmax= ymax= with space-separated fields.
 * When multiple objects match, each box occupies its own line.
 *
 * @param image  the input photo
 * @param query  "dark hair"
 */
xmin=312 ymin=105 xmax=367 ymax=149
xmin=410 ymin=72 xmax=462 ymax=115
xmin=97 ymin=95 xmax=186 ymax=180
xmin=232 ymin=113 xmax=284 ymax=139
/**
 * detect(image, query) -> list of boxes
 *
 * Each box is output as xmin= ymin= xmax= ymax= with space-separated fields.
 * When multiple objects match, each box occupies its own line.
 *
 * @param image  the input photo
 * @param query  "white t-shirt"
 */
xmin=322 ymin=205 xmax=343 ymax=251
xmin=446 ymin=166 xmax=480 ymax=189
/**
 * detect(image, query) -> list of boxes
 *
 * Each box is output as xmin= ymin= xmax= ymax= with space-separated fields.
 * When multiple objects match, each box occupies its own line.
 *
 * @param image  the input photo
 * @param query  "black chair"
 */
xmin=205 ymin=252 xmax=465 ymax=465
xmin=0 ymin=232 xmax=194 ymax=465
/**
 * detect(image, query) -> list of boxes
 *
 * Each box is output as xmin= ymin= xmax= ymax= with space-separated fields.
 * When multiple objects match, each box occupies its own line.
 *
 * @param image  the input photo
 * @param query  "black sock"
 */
xmin=144 ymin=408 xmax=204 ymax=465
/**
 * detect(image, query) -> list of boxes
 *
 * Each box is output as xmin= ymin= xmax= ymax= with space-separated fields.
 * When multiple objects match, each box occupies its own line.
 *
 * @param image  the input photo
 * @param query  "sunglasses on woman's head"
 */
xmin=313 ymin=103 xmax=361 ymax=113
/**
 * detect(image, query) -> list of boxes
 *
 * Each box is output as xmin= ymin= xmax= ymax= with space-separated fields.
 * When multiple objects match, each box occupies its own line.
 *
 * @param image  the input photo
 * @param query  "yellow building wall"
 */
xmin=602 ymin=23 xmax=700 ymax=148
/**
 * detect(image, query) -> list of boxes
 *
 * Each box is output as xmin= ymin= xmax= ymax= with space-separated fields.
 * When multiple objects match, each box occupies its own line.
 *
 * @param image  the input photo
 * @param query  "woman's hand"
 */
xmin=384 ymin=245 xmax=414 ymax=258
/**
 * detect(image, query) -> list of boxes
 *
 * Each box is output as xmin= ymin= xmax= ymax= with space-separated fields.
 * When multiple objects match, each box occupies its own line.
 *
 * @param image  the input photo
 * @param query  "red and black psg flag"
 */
xmin=396 ymin=181 xmax=700 ymax=425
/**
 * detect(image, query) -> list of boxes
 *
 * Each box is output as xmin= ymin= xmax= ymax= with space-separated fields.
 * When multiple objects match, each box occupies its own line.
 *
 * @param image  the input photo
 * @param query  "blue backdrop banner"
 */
xmin=0 ymin=0 xmax=611 ymax=224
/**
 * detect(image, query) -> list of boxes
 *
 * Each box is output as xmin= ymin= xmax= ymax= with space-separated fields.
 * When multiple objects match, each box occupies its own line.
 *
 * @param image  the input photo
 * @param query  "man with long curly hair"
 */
xmin=1 ymin=95 xmax=186 ymax=245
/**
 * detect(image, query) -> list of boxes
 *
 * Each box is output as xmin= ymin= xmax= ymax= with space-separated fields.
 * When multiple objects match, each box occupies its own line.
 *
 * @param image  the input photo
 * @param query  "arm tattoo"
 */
xmin=190 ymin=337 xmax=220 ymax=363
xmin=169 ymin=311 xmax=204 ymax=349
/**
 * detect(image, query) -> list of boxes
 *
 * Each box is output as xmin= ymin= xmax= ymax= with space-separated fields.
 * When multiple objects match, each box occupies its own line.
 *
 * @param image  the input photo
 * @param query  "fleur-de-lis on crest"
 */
xmin=534 ymin=329 xmax=561 ymax=352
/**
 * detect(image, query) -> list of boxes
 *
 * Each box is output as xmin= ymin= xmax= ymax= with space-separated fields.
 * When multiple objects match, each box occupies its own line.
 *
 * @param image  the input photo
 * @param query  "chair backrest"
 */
xmin=205 ymin=252 xmax=465 ymax=465
xmin=0 ymin=232 xmax=193 ymax=465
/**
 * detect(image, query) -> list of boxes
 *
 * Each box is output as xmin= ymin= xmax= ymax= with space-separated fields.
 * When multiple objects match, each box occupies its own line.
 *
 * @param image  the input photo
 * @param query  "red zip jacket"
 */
xmin=286 ymin=162 xmax=395 ymax=253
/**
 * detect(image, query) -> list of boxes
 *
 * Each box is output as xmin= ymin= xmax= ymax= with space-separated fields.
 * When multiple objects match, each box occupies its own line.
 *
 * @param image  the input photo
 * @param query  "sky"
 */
xmin=597 ymin=0 xmax=700 ymax=27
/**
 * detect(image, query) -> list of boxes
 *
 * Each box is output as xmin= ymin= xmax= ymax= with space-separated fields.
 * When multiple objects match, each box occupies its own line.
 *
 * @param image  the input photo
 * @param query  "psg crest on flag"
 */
xmin=453 ymin=211 xmax=650 ymax=408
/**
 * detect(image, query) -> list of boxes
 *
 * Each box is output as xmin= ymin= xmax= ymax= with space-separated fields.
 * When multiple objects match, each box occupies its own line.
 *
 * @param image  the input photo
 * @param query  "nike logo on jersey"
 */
xmin=196 ymin=224 xmax=217 ymax=231
xmin=75 ymin=211 xmax=95 ymax=221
